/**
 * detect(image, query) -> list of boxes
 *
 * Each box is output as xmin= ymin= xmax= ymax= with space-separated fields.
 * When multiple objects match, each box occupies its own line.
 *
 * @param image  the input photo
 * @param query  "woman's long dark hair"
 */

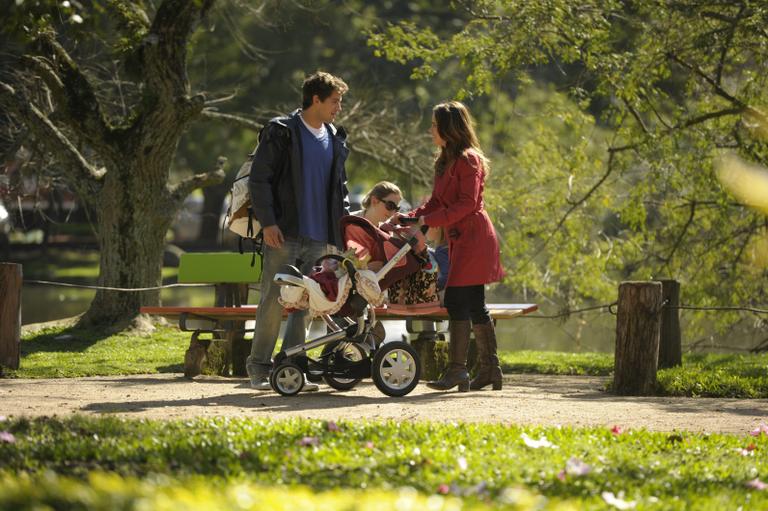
xmin=432 ymin=101 xmax=489 ymax=176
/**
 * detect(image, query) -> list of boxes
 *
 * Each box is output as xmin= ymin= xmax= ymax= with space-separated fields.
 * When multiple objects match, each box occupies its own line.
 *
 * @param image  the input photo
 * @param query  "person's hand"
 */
xmin=412 ymin=225 xmax=427 ymax=252
xmin=395 ymin=214 xmax=411 ymax=225
xmin=263 ymin=225 xmax=284 ymax=248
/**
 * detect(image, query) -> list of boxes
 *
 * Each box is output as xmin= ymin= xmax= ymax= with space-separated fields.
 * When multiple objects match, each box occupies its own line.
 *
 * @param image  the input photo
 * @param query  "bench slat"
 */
xmin=140 ymin=303 xmax=538 ymax=321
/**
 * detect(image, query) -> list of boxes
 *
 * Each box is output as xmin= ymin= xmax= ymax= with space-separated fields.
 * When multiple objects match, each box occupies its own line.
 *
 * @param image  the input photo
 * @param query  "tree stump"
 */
xmin=0 ymin=263 xmax=22 ymax=370
xmin=411 ymin=336 xmax=448 ymax=381
xmin=657 ymin=279 xmax=682 ymax=369
xmin=407 ymin=320 xmax=477 ymax=381
xmin=614 ymin=281 xmax=663 ymax=395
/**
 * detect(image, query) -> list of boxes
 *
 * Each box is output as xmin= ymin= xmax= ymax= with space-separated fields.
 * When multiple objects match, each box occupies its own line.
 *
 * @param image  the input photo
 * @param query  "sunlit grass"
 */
xmin=0 ymin=416 xmax=765 ymax=510
xmin=9 ymin=326 xmax=188 ymax=378
xmin=9 ymin=326 xmax=768 ymax=397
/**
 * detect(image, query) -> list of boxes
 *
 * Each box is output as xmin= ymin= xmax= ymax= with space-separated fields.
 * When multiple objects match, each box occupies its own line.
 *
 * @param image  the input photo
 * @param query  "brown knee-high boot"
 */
xmin=427 ymin=320 xmax=471 ymax=392
xmin=470 ymin=321 xmax=503 ymax=390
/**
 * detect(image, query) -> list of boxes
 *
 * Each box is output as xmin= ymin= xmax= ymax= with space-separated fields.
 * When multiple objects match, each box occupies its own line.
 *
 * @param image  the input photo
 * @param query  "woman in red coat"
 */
xmin=410 ymin=100 xmax=504 ymax=392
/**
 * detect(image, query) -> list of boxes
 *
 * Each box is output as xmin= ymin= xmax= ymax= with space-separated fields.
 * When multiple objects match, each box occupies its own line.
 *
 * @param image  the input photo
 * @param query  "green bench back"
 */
xmin=177 ymin=252 xmax=262 ymax=283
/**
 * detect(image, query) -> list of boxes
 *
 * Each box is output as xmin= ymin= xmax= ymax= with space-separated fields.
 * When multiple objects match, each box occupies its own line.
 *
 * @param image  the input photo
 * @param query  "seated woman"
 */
xmin=341 ymin=181 xmax=438 ymax=304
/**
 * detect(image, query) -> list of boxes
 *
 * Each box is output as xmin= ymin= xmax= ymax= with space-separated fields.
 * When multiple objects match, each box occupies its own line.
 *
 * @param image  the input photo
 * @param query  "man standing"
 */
xmin=246 ymin=72 xmax=350 ymax=390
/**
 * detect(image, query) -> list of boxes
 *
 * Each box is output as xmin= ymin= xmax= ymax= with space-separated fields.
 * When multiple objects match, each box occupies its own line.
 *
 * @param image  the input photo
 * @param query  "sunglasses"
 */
xmin=382 ymin=199 xmax=400 ymax=212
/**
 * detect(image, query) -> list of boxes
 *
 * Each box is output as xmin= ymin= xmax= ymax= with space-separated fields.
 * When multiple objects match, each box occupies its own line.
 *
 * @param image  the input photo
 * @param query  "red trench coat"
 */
xmin=412 ymin=150 xmax=504 ymax=287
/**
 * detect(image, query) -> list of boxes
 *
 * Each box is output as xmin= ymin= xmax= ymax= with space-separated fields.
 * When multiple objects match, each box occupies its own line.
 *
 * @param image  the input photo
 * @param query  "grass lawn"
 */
xmin=0 ymin=416 xmax=766 ymax=510
xmin=3 ymin=327 xmax=768 ymax=509
xmin=7 ymin=325 xmax=768 ymax=398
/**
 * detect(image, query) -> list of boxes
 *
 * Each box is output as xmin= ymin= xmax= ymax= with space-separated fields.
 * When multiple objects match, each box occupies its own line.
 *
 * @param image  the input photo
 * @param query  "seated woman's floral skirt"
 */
xmin=388 ymin=268 xmax=439 ymax=305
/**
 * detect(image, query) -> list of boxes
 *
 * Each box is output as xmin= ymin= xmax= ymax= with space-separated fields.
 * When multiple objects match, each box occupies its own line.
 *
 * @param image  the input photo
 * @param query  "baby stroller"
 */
xmin=268 ymin=219 xmax=428 ymax=397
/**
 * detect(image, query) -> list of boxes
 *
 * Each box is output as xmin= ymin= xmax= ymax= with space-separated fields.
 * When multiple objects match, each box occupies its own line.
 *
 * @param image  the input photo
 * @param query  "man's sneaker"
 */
xmin=249 ymin=374 xmax=272 ymax=391
xmin=302 ymin=378 xmax=319 ymax=392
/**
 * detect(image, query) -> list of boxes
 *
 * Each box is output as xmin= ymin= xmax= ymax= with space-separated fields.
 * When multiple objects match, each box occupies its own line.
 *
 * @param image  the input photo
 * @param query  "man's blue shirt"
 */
xmin=298 ymin=122 xmax=333 ymax=242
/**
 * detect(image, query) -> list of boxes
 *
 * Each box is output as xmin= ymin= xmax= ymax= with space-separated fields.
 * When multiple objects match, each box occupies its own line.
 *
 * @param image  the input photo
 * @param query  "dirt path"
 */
xmin=0 ymin=373 xmax=765 ymax=434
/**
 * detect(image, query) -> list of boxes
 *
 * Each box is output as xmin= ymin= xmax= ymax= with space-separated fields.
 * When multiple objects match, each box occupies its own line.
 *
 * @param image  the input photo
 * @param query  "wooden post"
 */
xmin=614 ymin=281 xmax=662 ymax=395
xmin=230 ymin=283 xmax=251 ymax=377
xmin=657 ymin=279 xmax=682 ymax=368
xmin=0 ymin=263 xmax=22 ymax=370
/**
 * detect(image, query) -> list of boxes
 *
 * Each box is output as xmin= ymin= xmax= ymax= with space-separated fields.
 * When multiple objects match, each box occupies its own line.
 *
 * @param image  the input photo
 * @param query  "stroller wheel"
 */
xmin=371 ymin=341 xmax=420 ymax=397
xmin=270 ymin=362 xmax=305 ymax=396
xmin=321 ymin=341 xmax=366 ymax=391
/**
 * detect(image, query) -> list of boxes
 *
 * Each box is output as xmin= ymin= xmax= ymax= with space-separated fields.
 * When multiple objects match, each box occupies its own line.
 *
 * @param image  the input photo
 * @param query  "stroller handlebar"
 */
xmin=396 ymin=215 xmax=430 ymax=235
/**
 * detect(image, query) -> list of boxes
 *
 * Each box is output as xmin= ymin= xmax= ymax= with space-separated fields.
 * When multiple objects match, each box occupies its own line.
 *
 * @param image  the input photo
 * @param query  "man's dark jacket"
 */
xmin=248 ymin=109 xmax=350 ymax=249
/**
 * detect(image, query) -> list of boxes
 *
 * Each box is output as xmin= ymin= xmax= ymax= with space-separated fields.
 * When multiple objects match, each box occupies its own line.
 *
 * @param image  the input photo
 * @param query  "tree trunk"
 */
xmin=614 ymin=281 xmax=662 ymax=395
xmin=80 ymin=161 xmax=176 ymax=326
xmin=200 ymin=183 xmax=227 ymax=245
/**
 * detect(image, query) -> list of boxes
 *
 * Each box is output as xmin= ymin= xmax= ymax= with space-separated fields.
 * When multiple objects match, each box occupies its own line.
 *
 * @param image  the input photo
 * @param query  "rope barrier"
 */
xmin=670 ymin=305 xmax=768 ymax=314
xmin=520 ymin=303 xmax=616 ymax=319
xmin=20 ymin=280 xmax=768 ymax=315
xmin=24 ymin=279 xmax=213 ymax=292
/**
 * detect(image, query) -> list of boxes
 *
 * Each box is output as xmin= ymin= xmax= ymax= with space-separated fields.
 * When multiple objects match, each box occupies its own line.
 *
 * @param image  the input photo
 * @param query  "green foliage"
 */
xmin=1 ymin=416 xmax=766 ymax=510
xmin=0 ymin=472 xmax=520 ymax=511
xmin=369 ymin=1 xmax=768 ymax=341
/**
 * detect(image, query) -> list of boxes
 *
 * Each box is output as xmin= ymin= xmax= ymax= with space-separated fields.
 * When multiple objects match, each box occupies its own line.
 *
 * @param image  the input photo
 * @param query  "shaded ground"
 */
xmin=1 ymin=373 xmax=765 ymax=434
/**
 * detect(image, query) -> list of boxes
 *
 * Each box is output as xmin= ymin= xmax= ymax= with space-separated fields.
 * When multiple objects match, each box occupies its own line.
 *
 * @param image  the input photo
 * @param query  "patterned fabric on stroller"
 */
xmin=269 ymin=221 xmax=428 ymax=396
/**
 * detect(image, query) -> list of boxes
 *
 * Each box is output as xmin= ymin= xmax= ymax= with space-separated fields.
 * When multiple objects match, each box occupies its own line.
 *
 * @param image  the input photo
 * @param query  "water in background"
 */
xmin=22 ymin=284 xmax=763 ymax=353
xmin=21 ymin=284 xmax=622 ymax=352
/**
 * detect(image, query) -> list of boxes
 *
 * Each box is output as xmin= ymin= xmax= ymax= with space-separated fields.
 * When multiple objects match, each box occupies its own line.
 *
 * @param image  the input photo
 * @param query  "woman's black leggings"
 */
xmin=443 ymin=285 xmax=491 ymax=324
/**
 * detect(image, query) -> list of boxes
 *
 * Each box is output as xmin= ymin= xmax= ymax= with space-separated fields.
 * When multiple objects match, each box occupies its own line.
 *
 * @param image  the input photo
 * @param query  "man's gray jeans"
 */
xmin=246 ymin=236 xmax=329 ymax=379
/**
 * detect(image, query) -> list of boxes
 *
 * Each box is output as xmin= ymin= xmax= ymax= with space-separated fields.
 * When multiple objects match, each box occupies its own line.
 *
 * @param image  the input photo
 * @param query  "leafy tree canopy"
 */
xmin=370 ymin=0 xmax=768 ymax=336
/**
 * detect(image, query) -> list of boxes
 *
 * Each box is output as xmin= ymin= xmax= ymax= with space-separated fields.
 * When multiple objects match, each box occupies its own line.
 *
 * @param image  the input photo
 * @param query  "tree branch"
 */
xmin=29 ymin=33 xmax=113 ymax=154
xmin=168 ymin=155 xmax=227 ymax=205
xmin=527 ymin=148 xmax=618 ymax=263
xmin=609 ymin=106 xmax=745 ymax=153
xmin=715 ymin=5 xmax=746 ymax=86
xmin=204 ymin=90 xmax=240 ymax=107
xmin=667 ymin=52 xmax=760 ymax=116
xmin=0 ymin=82 xmax=105 ymax=185
xmin=623 ymin=98 xmax=651 ymax=135
xmin=199 ymin=109 xmax=264 ymax=131
xmin=661 ymin=200 xmax=696 ymax=267
xmin=346 ymin=140 xmax=432 ymax=187
xmin=143 ymin=0 xmax=215 ymax=106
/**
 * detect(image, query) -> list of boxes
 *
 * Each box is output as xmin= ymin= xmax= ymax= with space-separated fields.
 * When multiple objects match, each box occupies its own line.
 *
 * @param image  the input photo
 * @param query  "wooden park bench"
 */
xmin=140 ymin=252 xmax=538 ymax=379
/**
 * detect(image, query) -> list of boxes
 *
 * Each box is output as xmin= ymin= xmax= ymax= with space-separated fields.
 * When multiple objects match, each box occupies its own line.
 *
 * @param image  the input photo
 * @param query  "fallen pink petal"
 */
xmin=437 ymin=483 xmax=450 ymax=495
xmin=0 ymin=431 xmax=15 ymax=444
xmin=565 ymin=457 xmax=591 ymax=476
xmin=610 ymin=425 xmax=624 ymax=435
xmin=748 ymin=423 xmax=768 ymax=437
xmin=297 ymin=436 xmax=319 ymax=447
xmin=364 ymin=441 xmax=374 ymax=450
xmin=746 ymin=478 xmax=768 ymax=490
